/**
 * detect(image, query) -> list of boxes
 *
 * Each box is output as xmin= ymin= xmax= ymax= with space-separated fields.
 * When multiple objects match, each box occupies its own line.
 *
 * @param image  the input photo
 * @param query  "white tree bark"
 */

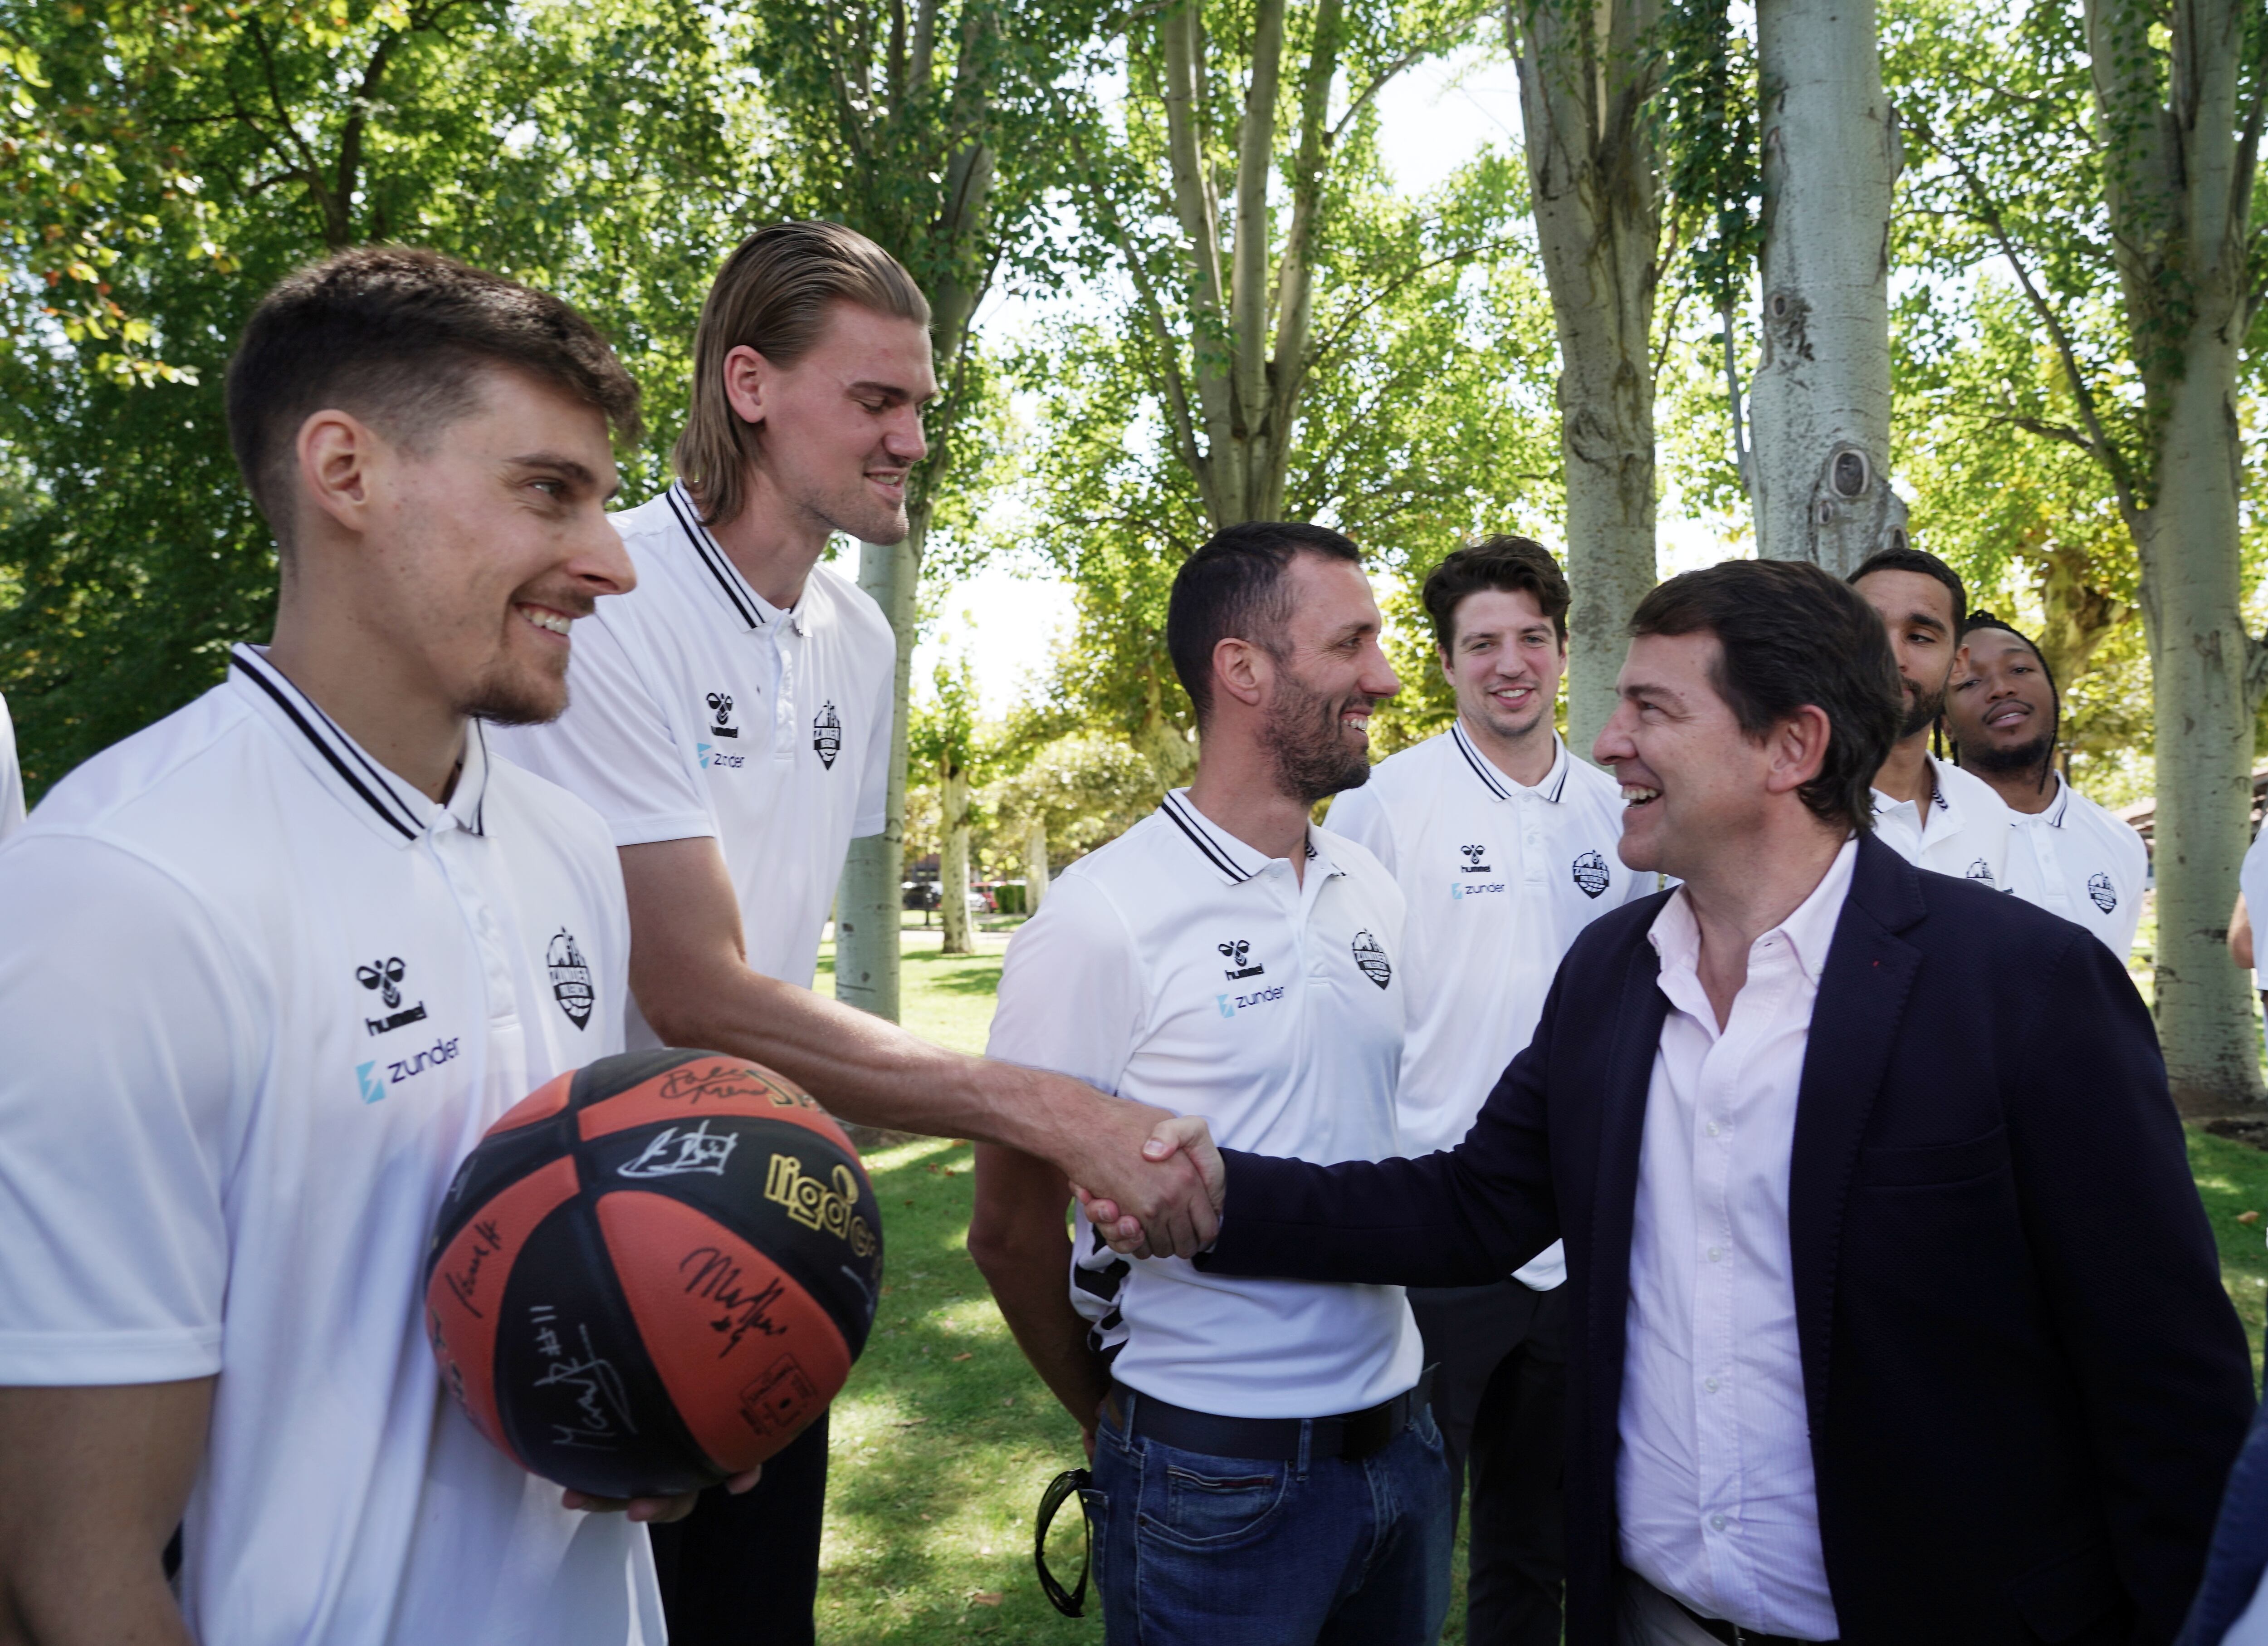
xmin=1022 ymin=816 xmax=1050 ymax=912
xmin=833 ymin=530 xmax=923 ymax=1020
xmin=1505 ymin=0 xmax=1661 ymax=757
xmin=1749 ymin=0 xmax=1905 ymax=574
xmin=938 ymin=767 xmax=973 ymax=955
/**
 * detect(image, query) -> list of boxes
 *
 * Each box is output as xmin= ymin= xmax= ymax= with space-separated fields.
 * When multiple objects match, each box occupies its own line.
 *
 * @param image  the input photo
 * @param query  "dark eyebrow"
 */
xmin=847 ymin=379 xmax=941 ymax=409
xmin=507 ymin=451 xmax=618 ymax=501
xmin=1903 ymin=608 xmax=1950 ymax=636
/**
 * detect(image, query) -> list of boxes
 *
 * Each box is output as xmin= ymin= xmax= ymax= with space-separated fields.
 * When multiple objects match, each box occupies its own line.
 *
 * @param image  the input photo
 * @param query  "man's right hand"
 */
xmin=1072 ymin=1112 xmax=1224 ymax=1257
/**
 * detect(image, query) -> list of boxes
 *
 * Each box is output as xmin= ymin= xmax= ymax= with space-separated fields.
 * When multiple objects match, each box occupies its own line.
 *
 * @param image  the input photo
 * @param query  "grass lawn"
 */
xmin=804 ymin=916 xmax=2263 ymax=1642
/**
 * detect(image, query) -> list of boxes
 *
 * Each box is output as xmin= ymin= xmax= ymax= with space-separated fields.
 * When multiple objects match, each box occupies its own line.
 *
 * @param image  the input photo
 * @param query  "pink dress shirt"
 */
xmin=1615 ymin=837 xmax=1857 ymax=1641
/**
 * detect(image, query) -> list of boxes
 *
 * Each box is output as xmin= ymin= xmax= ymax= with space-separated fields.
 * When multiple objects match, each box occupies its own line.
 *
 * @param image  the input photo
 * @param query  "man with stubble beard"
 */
xmin=970 ymin=523 xmax=1453 ymax=1646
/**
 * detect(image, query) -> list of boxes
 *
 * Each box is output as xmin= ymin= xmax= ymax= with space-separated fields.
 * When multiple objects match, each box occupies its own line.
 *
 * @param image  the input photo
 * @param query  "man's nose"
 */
xmin=571 ymin=514 xmax=635 ymax=598
xmin=885 ymin=407 xmax=928 ymax=464
xmin=1593 ymin=704 xmax=1636 ymax=766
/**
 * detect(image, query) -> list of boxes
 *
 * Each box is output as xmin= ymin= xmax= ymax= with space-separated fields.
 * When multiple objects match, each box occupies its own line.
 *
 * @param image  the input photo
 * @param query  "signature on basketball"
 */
xmin=679 ymin=1247 xmax=791 ymax=1356
xmin=441 ymin=1218 xmax=505 ymax=1319
xmin=657 ymin=1063 xmax=766 ymax=1107
xmin=529 ymin=1306 xmax=635 ymax=1450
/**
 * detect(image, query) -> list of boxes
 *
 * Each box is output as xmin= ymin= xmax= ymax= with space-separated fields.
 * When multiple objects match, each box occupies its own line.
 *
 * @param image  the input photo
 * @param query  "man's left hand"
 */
xmin=562 ymin=1465 xmax=762 ymax=1524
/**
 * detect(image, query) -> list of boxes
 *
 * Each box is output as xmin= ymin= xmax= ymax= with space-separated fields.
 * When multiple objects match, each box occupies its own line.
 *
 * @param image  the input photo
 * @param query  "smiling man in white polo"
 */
xmin=970 ymin=522 xmax=1451 ymax=1646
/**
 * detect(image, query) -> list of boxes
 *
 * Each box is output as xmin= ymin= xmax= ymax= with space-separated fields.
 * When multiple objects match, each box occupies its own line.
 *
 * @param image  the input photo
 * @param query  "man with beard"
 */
xmin=970 ymin=522 xmax=1452 ymax=1646
xmin=1323 ymin=536 xmax=1650 ymax=1646
xmin=1848 ymin=547 xmax=2014 ymax=889
xmin=1946 ymin=614 xmax=2146 ymax=958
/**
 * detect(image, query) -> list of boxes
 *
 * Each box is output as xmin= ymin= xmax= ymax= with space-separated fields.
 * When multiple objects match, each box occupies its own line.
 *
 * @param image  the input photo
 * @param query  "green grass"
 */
xmin=809 ymin=916 xmax=2253 ymax=1641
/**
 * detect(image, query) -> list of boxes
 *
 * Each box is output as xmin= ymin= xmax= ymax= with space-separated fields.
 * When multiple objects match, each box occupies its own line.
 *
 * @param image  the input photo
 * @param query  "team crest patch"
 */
xmin=1965 ymin=860 xmax=1996 ymax=886
xmin=1217 ymin=939 xmax=1264 ymax=980
xmin=356 ymin=955 xmax=429 ymax=1036
xmin=705 ymin=691 xmax=740 ymax=739
xmin=547 ymin=928 xmax=594 ymax=1029
xmin=2087 ymin=872 xmax=2116 ymax=914
xmin=1571 ymin=850 xmax=1612 ymax=899
xmin=812 ymin=701 xmax=841 ymax=769
xmin=1351 ymin=929 xmax=1392 ymax=989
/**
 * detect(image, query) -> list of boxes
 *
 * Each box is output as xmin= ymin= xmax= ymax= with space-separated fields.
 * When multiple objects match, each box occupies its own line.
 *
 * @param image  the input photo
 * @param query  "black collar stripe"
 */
xmin=665 ymin=484 xmax=763 ymax=630
xmin=1159 ymin=794 xmax=1251 ymax=883
xmin=231 ymin=653 xmax=419 ymax=840
xmin=1452 ymin=723 xmax=1513 ymax=800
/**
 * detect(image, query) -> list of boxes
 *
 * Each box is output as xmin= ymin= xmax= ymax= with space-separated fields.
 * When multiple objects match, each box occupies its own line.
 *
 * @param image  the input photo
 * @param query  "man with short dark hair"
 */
xmin=0 ymin=246 xmax=694 ymax=1645
xmin=491 ymin=220 xmax=1220 ymax=1645
xmin=1847 ymin=546 xmax=2013 ymax=888
xmin=972 ymin=522 xmax=1452 ymax=1646
xmin=1946 ymin=614 xmax=2147 ymax=957
xmin=1326 ymin=534 xmax=1647 ymax=1644
xmin=1099 ymin=558 xmax=2253 ymax=1646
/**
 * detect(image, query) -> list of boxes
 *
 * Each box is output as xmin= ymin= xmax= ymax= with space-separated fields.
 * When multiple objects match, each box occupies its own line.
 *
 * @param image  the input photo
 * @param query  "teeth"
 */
xmin=1344 ymin=716 xmax=1369 ymax=731
xmin=1621 ymin=785 xmax=1661 ymax=804
xmin=518 ymin=607 xmax=571 ymax=636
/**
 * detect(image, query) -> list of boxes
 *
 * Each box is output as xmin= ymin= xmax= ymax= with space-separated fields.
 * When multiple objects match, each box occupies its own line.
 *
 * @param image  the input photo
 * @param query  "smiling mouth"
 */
xmin=516 ymin=604 xmax=572 ymax=637
xmin=1342 ymin=711 xmax=1371 ymax=736
xmin=1984 ymin=704 xmax=2030 ymax=729
xmin=1621 ymin=784 xmax=1661 ymax=807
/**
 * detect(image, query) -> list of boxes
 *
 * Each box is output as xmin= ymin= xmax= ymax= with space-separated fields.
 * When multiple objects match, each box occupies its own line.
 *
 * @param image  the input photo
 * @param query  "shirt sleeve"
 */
xmin=1323 ymin=783 xmax=1396 ymax=876
xmin=851 ymin=632 xmax=895 ymax=840
xmin=489 ymin=613 xmax=715 ymax=848
xmin=2242 ymin=833 xmax=2268 ymax=989
xmin=984 ymin=873 xmax=1143 ymax=1099
xmin=0 ymin=834 xmax=243 ymax=1383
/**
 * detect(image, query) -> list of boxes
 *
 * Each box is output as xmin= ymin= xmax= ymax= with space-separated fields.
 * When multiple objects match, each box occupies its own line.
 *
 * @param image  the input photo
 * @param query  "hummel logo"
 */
xmin=706 ymin=691 xmax=740 ymax=739
xmin=357 ymin=956 xmax=429 ymax=1036
xmin=1218 ymin=939 xmax=1265 ymax=980
xmin=1459 ymin=843 xmax=1493 ymax=873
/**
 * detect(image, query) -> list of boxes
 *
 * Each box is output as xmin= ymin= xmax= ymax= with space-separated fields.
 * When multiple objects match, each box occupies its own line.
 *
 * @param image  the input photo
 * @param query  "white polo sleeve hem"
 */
xmin=0 ymin=1327 xmax=224 ymax=1386
xmin=850 ymin=810 xmax=887 ymax=839
xmin=606 ymin=813 xmax=720 ymax=849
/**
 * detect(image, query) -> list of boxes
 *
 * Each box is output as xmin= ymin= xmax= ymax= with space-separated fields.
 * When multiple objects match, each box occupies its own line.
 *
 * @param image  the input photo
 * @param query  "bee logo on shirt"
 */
xmin=1571 ymin=850 xmax=1612 ymax=900
xmin=1458 ymin=843 xmax=1493 ymax=873
xmin=2088 ymin=872 xmax=2117 ymax=914
xmin=1351 ymin=929 xmax=1393 ymax=989
xmin=547 ymin=928 xmax=594 ymax=1029
xmin=812 ymin=701 xmax=841 ymax=769
xmin=1217 ymin=939 xmax=1265 ymax=980
xmin=356 ymin=955 xmax=430 ymax=1036
xmin=705 ymin=691 xmax=741 ymax=739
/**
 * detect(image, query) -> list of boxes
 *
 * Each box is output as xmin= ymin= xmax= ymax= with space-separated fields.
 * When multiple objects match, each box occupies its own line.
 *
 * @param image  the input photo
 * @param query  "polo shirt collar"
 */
xmin=1450 ymin=721 xmax=1571 ymax=803
xmin=1157 ymin=788 xmax=1334 ymax=885
xmin=227 ymin=644 xmax=490 ymax=848
xmin=661 ymin=481 xmax=810 ymax=636
xmin=2036 ymin=773 xmax=2070 ymax=827
xmin=1872 ymin=752 xmax=1960 ymax=830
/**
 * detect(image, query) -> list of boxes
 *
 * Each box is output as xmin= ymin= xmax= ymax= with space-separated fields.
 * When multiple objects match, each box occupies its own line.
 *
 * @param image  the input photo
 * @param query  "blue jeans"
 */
xmin=1088 ymin=1391 xmax=1453 ymax=1646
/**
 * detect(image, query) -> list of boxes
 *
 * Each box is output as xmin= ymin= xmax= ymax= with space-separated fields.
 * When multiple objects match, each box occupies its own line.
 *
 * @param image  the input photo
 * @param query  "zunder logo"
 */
xmin=1571 ymin=850 xmax=1612 ymax=899
xmin=1217 ymin=939 xmax=1264 ymax=980
xmin=1351 ymin=929 xmax=1392 ymax=989
xmin=812 ymin=701 xmax=841 ymax=769
xmin=356 ymin=955 xmax=429 ymax=1036
xmin=2087 ymin=872 xmax=2117 ymax=914
xmin=547 ymin=927 xmax=594 ymax=1029
xmin=705 ymin=691 xmax=740 ymax=739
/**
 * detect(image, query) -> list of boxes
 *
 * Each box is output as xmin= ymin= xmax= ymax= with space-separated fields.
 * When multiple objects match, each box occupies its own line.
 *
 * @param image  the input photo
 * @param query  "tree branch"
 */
xmin=1228 ymin=0 xmax=1286 ymax=452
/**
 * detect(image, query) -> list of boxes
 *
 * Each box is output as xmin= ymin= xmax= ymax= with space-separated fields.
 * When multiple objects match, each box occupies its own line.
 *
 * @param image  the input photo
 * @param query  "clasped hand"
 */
xmin=1072 ymin=1112 xmax=1225 ymax=1258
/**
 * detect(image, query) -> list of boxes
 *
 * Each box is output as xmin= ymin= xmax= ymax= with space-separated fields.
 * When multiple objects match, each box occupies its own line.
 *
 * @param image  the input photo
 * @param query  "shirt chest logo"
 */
xmin=1966 ymin=859 xmax=1997 ymax=886
xmin=812 ymin=701 xmax=841 ymax=769
xmin=1458 ymin=843 xmax=1493 ymax=873
xmin=1571 ymin=850 xmax=1612 ymax=899
xmin=1217 ymin=939 xmax=1264 ymax=980
xmin=547 ymin=927 xmax=594 ymax=1030
xmin=1351 ymin=928 xmax=1393 ymax=989
xmin=2088 ymin=872 xmax=2117 ymax=913
xmin=705 ymin=691 xmax=741 ymax=739
xmin=356 ymin=956 xmax=429 ymax=1036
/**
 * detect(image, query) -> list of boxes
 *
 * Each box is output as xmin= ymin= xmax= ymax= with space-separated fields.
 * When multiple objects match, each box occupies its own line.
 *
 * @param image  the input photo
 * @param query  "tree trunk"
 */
xmin=1749 ymin=0 xmax=1904 ymax=574
xmin=1506 ymin=0 xmax=1661 ymax=758
xmin=2132 ymin=322 xmax=2258 ymax=1110
xmin=1022 ymin=816 xmax=1050 ymax=912
xmin=833 ymin=524 xmax=924 ymax=1020
xmin=939 ymin=765 xmax=973 ymax=954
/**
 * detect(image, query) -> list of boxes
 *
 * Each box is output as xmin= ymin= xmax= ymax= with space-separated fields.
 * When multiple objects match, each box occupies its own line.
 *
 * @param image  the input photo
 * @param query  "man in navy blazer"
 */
xmin=1090 ymin=560 xmax=2253 ymax=1646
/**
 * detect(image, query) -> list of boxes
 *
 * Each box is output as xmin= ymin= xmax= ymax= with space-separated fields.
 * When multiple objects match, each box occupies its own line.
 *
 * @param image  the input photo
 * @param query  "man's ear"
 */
xmin=1212 ymin=636 xmax=1271 ymax=714
xmin=1437 ymin=646 xmax=1456 ymax=691
xmin=1764 ymin=704 xmax=1833 ymax=799
xmin=295 ymin=408 xmax=386 ymax=542
xmin=722 ymin=344 xmax=772 ymax=429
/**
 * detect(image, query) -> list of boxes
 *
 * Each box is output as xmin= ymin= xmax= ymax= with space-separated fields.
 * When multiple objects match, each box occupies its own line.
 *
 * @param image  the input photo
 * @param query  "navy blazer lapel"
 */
xmin=1788 ymin=834 xmax=1925 ymax=1433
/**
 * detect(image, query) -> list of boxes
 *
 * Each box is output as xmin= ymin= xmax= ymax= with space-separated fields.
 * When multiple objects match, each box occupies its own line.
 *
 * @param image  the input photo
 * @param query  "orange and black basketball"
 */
xmin=423 ymin=1048 xmax=884 ymax=1500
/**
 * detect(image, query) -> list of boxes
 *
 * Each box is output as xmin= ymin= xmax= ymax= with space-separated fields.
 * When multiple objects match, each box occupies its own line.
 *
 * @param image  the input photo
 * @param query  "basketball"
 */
xmin=423 ymin=1048 xmax=885 ymax=1500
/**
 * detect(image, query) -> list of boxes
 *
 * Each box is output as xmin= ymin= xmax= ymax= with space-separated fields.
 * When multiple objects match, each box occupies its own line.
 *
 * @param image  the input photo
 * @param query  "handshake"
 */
xmin=1071 ymin=1106 xmax=1225 ymax=1259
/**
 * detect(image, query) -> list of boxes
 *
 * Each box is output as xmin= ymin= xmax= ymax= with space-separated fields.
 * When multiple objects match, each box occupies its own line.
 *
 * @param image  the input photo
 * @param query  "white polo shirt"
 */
xmin=0 ymin=646 xmax=658 ymax=1646
xmin=1327 ymin=726 xmax=1654 ymax=1291
xmin=492 ymin=481 xmax=895 ymax=1004
xmin=2000 ymin=774 xmax=2149 ymax=959
xmin=0 ymin=689 xmax=20 ymax=838
xmin=987 ymin=790 xmax=1423 ymax=1418
xmin=1869 ymin=753 xmax=2012 ymax=889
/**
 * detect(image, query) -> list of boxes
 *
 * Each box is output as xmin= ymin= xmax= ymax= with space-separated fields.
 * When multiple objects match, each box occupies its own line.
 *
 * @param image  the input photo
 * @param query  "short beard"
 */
xmin=1965 ymin=728 xmax=2056 ymax=779
xmin=461 ymin=662 xmax=568 ymax=728
xmin=1900 ymin=680 xmax=1948 ymax=740
xmin=1266 ymin=665 xmax=1372 ymax=805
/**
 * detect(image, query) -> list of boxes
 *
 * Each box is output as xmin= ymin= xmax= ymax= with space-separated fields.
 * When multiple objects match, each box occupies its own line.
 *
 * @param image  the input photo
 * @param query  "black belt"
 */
xmin=1104 ymin=1367 xmax=1434 ymax=1463
xmin=1667 ymin=1590 xmax=1832 ymax=1646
